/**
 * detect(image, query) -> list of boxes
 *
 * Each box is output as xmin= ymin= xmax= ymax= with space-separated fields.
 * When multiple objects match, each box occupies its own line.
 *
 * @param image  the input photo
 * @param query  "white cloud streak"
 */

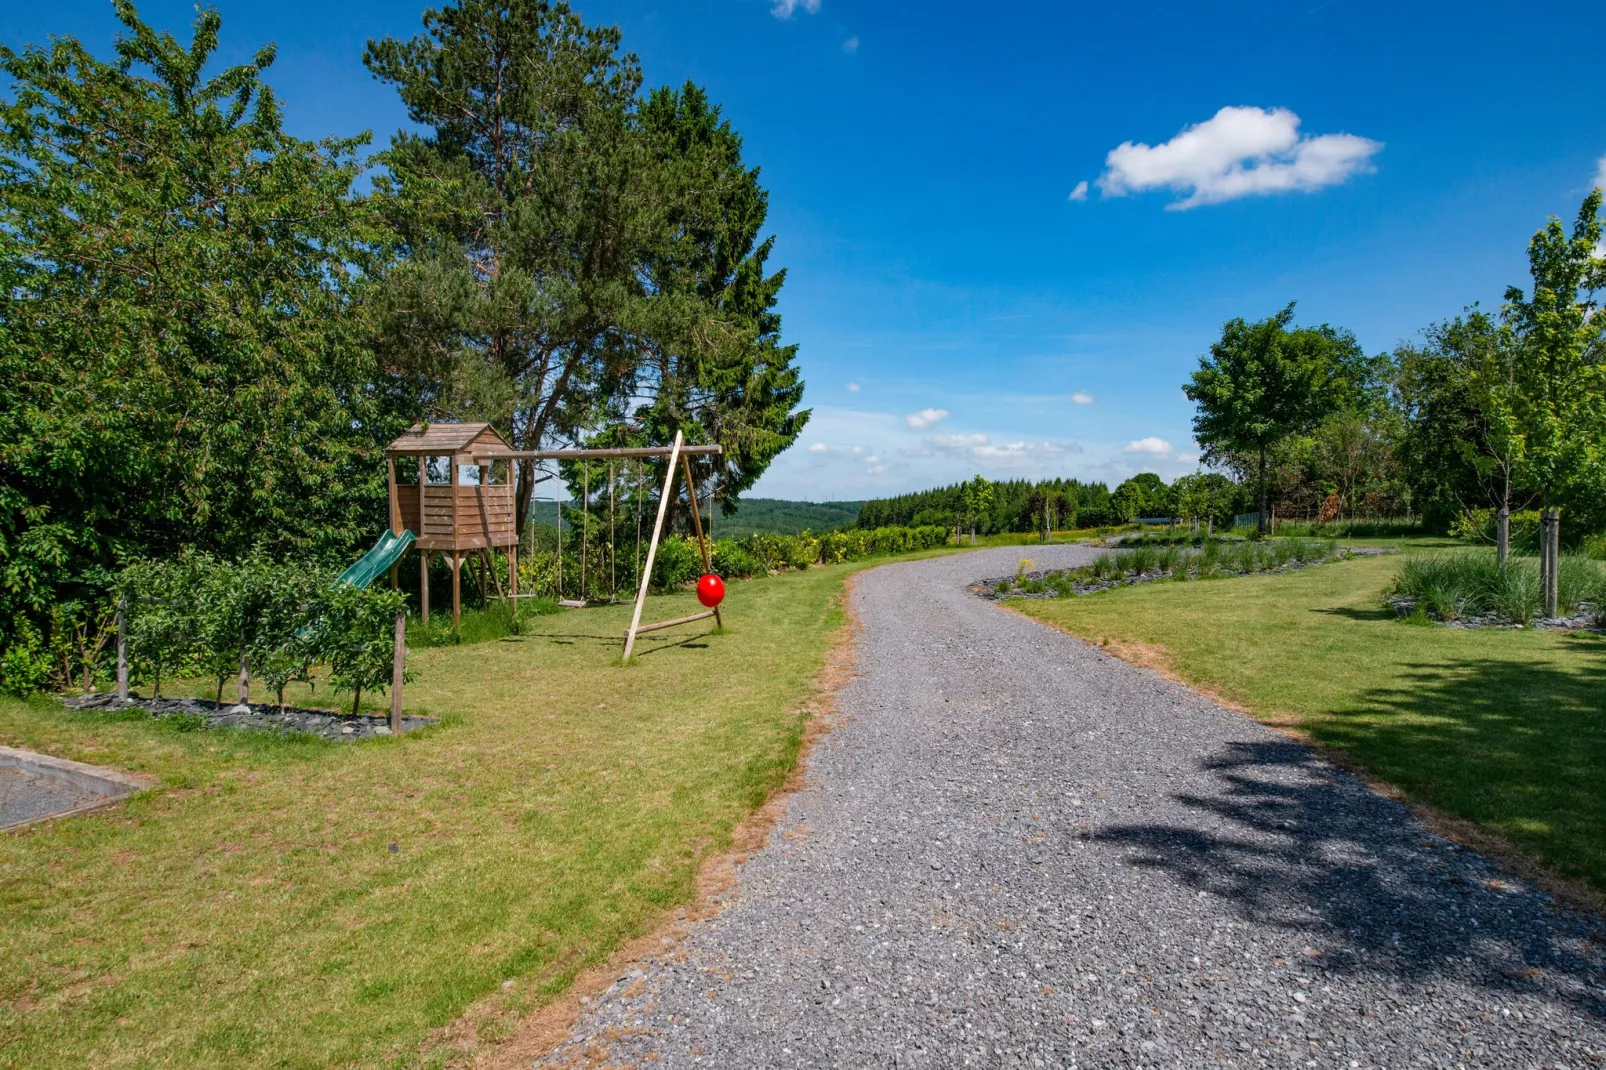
xmin=1595 ymin=155 xmax=1606 ymax=192
xmin=1070 ymin=390 xmax=1094 ymax=405
xmin=1097 ymin=106 xmax=1381 ymax=209
xmin=845 ymin=382 xmax=860 ymax=393
xmin=771 ymin=0 xmax=820 ymax=17
xmin=807 ymin=442 xmax=829 ymax=453
xmin=905 ymin=408 xmax=950 ymax=431
xmin=1067 ymin=180 xmax=1088 ymax=202
xmin=841 ymin=35 xmax=859 ymax=54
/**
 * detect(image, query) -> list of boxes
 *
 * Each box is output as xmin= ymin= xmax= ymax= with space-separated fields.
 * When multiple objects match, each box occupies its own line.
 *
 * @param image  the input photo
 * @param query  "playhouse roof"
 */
xmin=385 ymin=422 xmax=511 ymax=456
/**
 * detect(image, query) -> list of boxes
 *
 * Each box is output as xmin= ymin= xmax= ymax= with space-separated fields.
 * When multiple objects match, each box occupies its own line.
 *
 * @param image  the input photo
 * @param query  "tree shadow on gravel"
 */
xmin=1094 ymin=739 xmax=1606 ymax=1017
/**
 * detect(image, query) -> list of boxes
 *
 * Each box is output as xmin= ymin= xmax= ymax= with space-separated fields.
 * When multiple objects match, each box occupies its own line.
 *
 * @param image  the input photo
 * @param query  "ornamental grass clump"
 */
xmin=1390 ymin=550 xmax=1604 ymax=625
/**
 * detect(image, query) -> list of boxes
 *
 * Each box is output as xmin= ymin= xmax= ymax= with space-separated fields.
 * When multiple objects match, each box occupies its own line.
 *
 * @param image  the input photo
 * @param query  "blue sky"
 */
xmin=6 ymin=0 xmax=1605 ymax=501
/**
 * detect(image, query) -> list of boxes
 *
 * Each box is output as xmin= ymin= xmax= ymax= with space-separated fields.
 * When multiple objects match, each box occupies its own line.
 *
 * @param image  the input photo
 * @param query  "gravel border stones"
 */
xmin=1385 ymin=597 xmax=1604 ymax=633
xmin=533 ymin=545 xmax=1606 ymax=1069
xmin=63 ymin=692 xmax=434 ymax=740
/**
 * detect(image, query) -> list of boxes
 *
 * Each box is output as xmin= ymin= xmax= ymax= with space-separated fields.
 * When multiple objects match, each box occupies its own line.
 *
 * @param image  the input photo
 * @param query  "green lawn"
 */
xmin=1011 ymin=539 xmax=1606 ymax=893
xmin=0 ymin=557 xmax=917 ymax=1068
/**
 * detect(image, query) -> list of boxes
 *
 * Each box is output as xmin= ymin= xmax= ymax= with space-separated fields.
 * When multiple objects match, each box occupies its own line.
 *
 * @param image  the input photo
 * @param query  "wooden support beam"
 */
xmin=631 ymin=609 xmax=716 ymax=636
xmin=471 ymin=444 xmax=720 ymax=462
xmin=682 ymin=454 xmax=722 ymax=630
xmin=387 ymin=456 xmax=401 ymax=534
xmin=622 ymin=430 xmax=684 ymax=662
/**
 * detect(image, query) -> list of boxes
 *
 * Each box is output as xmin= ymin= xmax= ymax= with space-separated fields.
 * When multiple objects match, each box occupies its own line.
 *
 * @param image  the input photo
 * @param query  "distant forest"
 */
xmin=717 ymin=499 xmax=865 ymax=536
xmin=858 ymin=479 xmax=1119 ymax=533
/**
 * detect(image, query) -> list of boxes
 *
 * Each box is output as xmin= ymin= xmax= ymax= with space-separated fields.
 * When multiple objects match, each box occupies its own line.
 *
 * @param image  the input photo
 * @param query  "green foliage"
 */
xmin=717 ymin=499 xmax=863 ymax=536
xmin=317 ymin=584 xmax=409 ymax=717
xmin=0 ymin=4 xmax=412 ymax=663
xmin=858 ymin=477 xmax=1115 ymax=534
xmin=363 ymin=2 xmax=806 ymax=526
xmin=998 ymin=537 xmax=1340 ymax=598
xmin=1185 ymin=303 xmax=1369 ymax=529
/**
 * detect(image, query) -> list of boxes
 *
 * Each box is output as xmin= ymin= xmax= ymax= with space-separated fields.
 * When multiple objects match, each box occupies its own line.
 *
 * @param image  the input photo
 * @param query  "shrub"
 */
xmin=316 ymin=583 xmax=410 ymax=717
xmin=651 ymin=535 xmax=701 ymax=590
xmin=0 ymin=628 xmax=49 ymax=698
xmin=711 ymin=538 xmax=764 ymax=580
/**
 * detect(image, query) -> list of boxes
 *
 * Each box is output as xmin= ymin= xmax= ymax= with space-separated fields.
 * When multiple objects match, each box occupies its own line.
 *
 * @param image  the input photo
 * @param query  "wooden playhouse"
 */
xmin=385 ymin=422 xmax=519 ymax=626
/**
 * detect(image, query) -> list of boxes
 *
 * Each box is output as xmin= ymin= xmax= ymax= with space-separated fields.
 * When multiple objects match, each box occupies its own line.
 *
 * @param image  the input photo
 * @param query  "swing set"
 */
xmin=465 ymin=428 xmax=725 ymax=662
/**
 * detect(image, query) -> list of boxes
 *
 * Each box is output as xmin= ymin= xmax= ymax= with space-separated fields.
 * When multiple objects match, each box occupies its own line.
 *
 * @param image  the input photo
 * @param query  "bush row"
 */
xmin=0 ymin=553 xmax=410 ymax=711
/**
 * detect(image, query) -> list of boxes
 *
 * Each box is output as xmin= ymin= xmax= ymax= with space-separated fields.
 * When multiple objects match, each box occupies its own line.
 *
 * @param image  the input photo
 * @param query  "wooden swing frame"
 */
xmin=470 ymin=431 xmax=723 ymax=662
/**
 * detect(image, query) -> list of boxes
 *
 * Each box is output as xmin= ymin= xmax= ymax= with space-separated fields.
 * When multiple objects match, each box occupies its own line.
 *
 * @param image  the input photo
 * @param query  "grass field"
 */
xmin=0 ymin=555 xmax=937 ymax=1068
xmin=1010 ymin=538 xmax=1606 ymax=894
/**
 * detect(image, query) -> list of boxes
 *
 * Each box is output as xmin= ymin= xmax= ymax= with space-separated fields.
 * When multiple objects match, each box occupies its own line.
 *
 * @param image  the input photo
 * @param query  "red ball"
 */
xmin=696 ymin=573 xmax=726 ymax=608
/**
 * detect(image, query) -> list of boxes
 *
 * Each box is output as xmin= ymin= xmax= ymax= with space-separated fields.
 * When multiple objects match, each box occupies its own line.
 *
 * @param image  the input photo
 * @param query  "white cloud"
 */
xmin=1124 ymin=437 xmax=1173 ymax=456
xmin=771 ymin=0 xmax=820 ymax=17
xmin=865 ymin=455 xmax=880 ymax=465
xmin=1070 ymin=390 xmax=1094 ymax=405
xmin=1595 ymin=155 xmax=1606 ymax=191
xmin=973 ymin=441 xmax=1065 ymax=463
xmin=845 ymin=382 xmax=860 ymax=393
xmin=1097 ymin=106 xmax=1382 ymax=210
xmin=905 ymin=407 xmax=950 ymax=430
xmin=850 ymin=445 xmax=867 ymax=456
xmin=1067 ymin=180 xmax=1088 ymax=202
xmin=841 ymin=36 xmax=859 ymax=54
xmin=807 ymin=442 xmax=829 ymax=454
xmin=867 ymin=464 xmax=888 ymax=475
xmin=1177 ymin=453 xmax=1200 ymax=465
xmin=930 ymin=433 xmax=989 ymax=449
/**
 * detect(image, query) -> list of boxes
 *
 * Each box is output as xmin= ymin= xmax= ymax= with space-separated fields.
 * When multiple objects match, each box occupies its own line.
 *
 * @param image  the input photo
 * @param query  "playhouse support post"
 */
xmin=390 ymin=609 xmax=406 ymax=733
xmin=682 ymin=454 xmax=721 ymax=630
xmin=622 ymin=430 xmax=684 ymax=662
xmin=420 ymin=551 xmax=430 ymax=626
xmin=451 ymin=553 xmax=462 ymax=629
xmin=509 ymin=544 xmax=518 ymax=600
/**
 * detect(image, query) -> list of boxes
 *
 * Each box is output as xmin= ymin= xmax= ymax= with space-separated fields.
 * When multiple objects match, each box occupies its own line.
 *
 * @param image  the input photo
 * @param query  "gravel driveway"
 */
xmin=534 ymin=545 xmax=1606 ymax=1068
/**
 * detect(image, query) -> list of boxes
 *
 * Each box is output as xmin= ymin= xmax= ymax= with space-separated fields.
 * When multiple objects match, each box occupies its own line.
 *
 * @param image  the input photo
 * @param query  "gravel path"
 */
xmin=534 ymin=545 xmax=1606 ymax=1069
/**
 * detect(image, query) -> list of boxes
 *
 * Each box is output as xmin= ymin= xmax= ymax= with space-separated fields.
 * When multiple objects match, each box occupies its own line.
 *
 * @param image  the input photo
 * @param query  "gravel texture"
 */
xmin=534 ymin=545 xmax=1606 ymax=1069
xmin=0 ymin=766 xmax=105 ymax=828
xmin=63 ymin=692 xmax=434 ymax=740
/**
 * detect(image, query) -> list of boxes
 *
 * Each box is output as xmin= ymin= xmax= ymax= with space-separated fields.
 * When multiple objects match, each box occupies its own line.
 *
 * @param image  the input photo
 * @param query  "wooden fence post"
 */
xmin=390 ymin=610 xmax=406 ymax=734
xmin=116 ymin=597 xmax=128 ymax=703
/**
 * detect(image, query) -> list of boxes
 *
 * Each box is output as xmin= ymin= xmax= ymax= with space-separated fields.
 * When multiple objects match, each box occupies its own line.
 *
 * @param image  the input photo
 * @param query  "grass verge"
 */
xmin=1009 ymin=539 xmax=1606 ymax=899
xmin=0 ymin=554 xmax=944 ymax=1068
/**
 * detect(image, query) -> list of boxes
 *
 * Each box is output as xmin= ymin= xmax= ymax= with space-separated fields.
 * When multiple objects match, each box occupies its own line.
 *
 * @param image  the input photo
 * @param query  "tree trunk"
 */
xmin=1496 ymin=469 xmax=1511 ymax=566
xmin=237 ymin=650 xmax=249 ymax=707
xmin=1256 ymin=446 xmax=1269 ymax=537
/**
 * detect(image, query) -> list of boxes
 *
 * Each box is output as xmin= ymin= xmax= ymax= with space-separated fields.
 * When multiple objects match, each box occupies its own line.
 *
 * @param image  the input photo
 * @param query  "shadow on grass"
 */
xmin=1095 ymin=739 xmax=1606 ymax=1016
xmin=1309 ymin=605 xmax=1397 ymax=622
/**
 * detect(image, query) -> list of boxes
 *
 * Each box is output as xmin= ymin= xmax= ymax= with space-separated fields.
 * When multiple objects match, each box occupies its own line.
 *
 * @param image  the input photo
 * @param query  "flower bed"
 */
xmin=976 ymin=539 xmax=1382 ymax=601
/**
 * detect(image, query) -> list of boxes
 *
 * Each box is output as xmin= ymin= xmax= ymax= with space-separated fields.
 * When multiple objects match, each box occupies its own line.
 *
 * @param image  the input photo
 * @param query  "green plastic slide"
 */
xmin=336 ymin=529 xmax=417 ymax=589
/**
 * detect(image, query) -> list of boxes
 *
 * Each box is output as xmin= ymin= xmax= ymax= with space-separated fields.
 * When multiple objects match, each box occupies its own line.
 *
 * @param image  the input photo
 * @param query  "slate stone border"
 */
xmin=1385 ymin=596 xmax=1604 ymax=632
xmin=63 ymin=692 xmax=434 ymax=740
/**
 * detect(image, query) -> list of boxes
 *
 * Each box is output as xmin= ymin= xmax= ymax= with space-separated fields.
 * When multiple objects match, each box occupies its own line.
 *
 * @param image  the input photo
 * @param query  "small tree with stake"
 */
xmin=253 ymin=563 xmax=323 ymax=713
xmin=318 ymin=584 xmax=410 ymax=719
xmin=1497 ymin=190 xmax=1606 ymax=616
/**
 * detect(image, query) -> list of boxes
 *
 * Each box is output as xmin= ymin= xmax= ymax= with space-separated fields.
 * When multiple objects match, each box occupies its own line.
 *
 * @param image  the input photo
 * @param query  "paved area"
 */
xmin=535 ymin=545 xmax=1606 ymax=1068
xmin=0 ymin=766 xmax=104 ymax=828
